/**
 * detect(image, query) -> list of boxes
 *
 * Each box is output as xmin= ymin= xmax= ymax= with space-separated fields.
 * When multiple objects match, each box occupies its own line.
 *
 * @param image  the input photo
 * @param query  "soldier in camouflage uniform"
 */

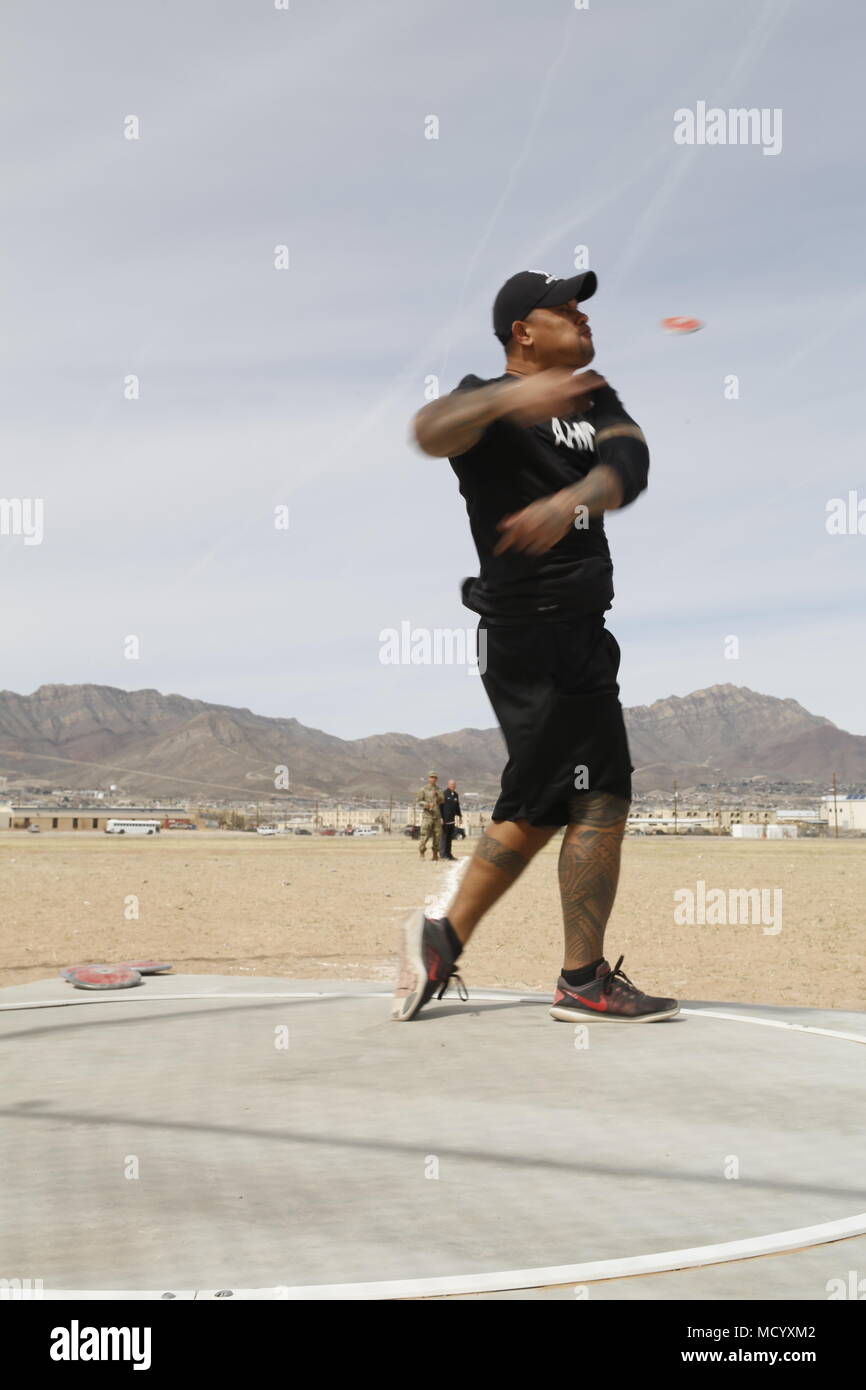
xmin=417 ymin=771 xmax=444 ymax=859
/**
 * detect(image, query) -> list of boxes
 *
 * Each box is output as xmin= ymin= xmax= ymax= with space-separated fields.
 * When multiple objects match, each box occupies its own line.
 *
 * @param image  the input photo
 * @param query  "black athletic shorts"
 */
xmin=478 ymin=613 xmax=632 ymax=827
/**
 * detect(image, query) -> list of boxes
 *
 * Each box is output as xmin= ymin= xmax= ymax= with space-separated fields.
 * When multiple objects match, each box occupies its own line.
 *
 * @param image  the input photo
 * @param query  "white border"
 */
xmin=34 ymin=1212 xmax=866 ymax=1300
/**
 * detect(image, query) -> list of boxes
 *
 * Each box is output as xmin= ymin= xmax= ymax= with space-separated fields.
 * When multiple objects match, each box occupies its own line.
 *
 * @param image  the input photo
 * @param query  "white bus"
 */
xmin=104 ymin=819 xmax=161 ymax=835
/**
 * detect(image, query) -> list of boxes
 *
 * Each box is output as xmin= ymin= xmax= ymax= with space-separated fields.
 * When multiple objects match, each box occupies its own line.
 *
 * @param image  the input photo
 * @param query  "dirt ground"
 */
xmin=1 ymin=832 xmax=864 ymax=1009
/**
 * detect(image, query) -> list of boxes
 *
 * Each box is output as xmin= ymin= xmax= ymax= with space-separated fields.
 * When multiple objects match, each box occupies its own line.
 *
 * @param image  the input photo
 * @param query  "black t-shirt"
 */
xmin=449 ymin=373 xmax=647 ymax=621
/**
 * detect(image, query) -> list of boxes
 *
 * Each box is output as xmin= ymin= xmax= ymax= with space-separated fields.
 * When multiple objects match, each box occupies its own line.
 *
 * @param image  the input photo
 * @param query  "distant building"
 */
xmin=732 ymin=824 xmax=798 ymax=839
xmin=628 ymin=806 xmax=775 ymax=833
xmin=821 ymin=794 xmax=866 ymax=832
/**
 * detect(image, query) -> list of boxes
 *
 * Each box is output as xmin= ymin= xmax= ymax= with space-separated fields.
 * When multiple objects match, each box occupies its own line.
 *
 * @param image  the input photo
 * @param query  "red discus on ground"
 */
xmin=67 ymin=964 xmax=142 ymax=990
xmin=60 ymin=965 xmax=90 ymax=980
xmin=118 ymin=960 xmax=173 ymax=975
xmin=660 ymin=316 xmax=704 ymax=334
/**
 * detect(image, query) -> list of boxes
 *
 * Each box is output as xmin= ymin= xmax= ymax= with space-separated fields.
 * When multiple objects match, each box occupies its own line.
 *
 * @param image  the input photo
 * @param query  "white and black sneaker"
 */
xmin=391 ymin=910 xmax=467 ymax=1021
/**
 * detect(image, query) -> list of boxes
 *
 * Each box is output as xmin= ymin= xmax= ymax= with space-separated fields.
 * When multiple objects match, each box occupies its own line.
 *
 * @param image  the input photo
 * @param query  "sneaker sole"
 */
xmin=391 ymin=909 xmax=428 ymax=1022
xmin=549 ymin=1004 xmax=681 ymax=1024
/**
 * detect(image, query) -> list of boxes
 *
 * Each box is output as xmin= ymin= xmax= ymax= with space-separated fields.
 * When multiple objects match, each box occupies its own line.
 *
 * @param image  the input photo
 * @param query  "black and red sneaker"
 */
xmin=391 ymin=910 xmax=467 ymax=1021
xmin=549 ymin=955 xmax=679 ymax=1024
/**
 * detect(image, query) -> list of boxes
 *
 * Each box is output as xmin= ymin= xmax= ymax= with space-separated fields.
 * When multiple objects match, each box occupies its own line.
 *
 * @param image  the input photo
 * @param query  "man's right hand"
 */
xmin=499 ymin=368 xmax=607 ymax=427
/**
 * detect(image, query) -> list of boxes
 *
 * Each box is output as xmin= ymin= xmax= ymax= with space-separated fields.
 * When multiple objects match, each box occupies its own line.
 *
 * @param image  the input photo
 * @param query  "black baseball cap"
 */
xmin=493 ymin=269 xmax=597 ymax=345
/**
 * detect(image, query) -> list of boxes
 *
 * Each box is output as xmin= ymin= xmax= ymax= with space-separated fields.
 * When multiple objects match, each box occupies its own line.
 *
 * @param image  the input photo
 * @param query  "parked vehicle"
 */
xmin=27 ymin=824 xmax=41 ymax=833
xmin=256 ymin=825 xmax=279 ymax=836
xmin=319 ymin=828 xmax=336 ymax=836
xmin=293 ymin=828 xmax=312 ymax=836
xmin=403 ymin=825 xmax=420 ymax=839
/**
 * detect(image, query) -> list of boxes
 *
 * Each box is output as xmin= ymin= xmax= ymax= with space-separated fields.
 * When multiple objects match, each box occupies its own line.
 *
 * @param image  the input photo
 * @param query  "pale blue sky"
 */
xmin=2 ymin=0 xmax=864 ymax=739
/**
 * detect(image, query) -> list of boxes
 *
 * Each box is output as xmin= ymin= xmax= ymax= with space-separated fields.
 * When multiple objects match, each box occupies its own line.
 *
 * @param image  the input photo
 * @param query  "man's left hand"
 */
xmin=494 ymin=490 xmax=575 ymax=556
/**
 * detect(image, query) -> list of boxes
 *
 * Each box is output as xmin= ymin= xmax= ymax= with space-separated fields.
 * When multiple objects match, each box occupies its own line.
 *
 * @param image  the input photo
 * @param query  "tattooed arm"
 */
xmin=493 ymin=463 xmax=626 ymax=557
xmin=412 ymin=369 xmax=607 ymax=458
xmin=493 ymin=383 xmax=649 ymax=555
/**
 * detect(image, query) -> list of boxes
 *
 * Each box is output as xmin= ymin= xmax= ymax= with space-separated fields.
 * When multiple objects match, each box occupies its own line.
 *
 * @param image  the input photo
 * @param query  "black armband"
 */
xmin=596 ymin=432 xmax=649 ymax=508
xmin=587 ymin=386 xmax=649 ymax=507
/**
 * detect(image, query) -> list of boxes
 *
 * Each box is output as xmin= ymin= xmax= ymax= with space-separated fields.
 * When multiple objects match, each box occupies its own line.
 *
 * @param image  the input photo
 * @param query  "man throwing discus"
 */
xmin=392 ymin=268 xmax=679 ymax=1025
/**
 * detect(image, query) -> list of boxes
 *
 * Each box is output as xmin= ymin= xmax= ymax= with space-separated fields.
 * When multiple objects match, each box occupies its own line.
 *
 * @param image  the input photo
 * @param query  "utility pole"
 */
xmin=673 ymin=780 xmax=679 ymax=836
xmin=832 ymin=771 xmax=839 ymax=839
xmin=388 ymin=795 xmax=393 ymax=834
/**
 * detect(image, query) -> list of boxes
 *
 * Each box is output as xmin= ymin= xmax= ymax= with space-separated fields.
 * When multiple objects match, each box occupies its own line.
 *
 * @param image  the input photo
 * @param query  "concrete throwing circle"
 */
xmin=1 ymin=980 xmax=864 ymax=1298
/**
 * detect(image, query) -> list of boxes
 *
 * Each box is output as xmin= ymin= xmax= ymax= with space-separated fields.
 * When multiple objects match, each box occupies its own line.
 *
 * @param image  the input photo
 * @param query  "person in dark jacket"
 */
xmin=439 ymin=779 xmax=462 ymax=860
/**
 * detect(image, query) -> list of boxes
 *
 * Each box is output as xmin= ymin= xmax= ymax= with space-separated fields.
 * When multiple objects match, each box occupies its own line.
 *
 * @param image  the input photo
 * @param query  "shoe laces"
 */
xmin=602 ymin=955 xmax=637 ymax=997
xmin=436 ymin=969 xmax=468 ymax=1003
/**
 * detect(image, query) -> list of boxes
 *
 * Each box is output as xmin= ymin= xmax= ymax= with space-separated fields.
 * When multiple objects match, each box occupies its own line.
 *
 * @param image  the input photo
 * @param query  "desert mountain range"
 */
xmin=0 ymin=683 xmax=862 ymax=802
